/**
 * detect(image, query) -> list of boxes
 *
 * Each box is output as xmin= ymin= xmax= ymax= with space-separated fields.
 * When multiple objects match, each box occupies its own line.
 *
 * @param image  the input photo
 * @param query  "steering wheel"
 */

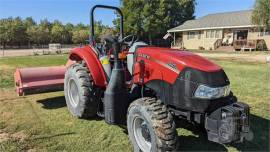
xmin=120 ymin=35 xmax=138 ymax=47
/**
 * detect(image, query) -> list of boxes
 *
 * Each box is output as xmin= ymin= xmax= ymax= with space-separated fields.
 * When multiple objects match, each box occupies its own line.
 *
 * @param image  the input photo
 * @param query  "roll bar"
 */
xmin=90 ymin=5 xmax=124 ymax=45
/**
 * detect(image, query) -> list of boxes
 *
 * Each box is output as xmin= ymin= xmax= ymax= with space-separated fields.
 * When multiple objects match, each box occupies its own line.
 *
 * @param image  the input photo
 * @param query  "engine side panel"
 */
xmin=132 ymin=47 xmax=222 ymax=85
xmin=132 ymin=50 xmax=179 ymax=85
xmin=69 ymin=45 xmax=107 ymax=87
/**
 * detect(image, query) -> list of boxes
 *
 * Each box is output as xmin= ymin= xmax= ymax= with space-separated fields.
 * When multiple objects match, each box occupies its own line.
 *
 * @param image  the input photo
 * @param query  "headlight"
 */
xmin=194 ymin=85 xmax=230 ymax=99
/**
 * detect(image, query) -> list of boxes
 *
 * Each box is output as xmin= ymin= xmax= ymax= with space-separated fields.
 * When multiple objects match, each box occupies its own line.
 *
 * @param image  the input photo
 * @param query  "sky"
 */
xmin=0 ymin=0 xmax=256 ymax=26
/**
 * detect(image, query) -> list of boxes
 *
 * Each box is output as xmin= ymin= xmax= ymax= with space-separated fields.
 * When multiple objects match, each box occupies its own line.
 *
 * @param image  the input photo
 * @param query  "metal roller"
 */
xmin=14 ymin=66 xmax=66 ymax=96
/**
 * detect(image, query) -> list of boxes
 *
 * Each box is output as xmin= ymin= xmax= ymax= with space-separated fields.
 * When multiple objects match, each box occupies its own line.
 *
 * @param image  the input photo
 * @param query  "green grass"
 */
xmin=0 ymin=140 xmax=31 ymax=152
xmin=0 ymin=54 xmax=269 ymax=151
xmin=0 ymin=55 xmax=68 ymax=67
xmin=0 ymin=55 xmax=68 ymax=88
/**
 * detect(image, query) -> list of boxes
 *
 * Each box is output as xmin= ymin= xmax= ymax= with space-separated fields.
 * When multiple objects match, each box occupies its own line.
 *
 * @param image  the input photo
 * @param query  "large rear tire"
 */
xmin=64 ymin=62 xmax=99 ymax=118
xmin=127 ymin=97 xmax=178 ymax=152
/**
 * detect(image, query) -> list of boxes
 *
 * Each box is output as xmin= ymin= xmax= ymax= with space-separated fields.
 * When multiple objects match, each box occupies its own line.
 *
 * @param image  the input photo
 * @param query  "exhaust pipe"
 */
xmin=14 ymin=66 xmax=66 ymax=96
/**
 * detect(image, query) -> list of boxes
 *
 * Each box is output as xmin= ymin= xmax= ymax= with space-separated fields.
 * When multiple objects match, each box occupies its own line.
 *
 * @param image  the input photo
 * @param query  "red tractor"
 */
xmin=15 ymin=5 xmax=250 ymax=151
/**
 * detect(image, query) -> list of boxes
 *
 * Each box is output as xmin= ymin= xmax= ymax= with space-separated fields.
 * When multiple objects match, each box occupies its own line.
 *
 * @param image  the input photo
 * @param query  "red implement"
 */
xmin=14 ymin=66 xmax=66 ymax=96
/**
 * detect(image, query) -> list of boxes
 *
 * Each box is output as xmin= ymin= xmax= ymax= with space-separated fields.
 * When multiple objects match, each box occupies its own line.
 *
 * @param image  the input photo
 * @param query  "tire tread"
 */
xmin=128 ymin=97 xmax=178 ymax=151
xmin=65 ymin=62 xmax=99 ymax=118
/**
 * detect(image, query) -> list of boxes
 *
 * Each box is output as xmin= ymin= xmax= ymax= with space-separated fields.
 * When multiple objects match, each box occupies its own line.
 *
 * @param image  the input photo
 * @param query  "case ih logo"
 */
xmin=138 ymin=53 xmax=180 ymax=74
xmin=138 ymin=53 xmax=150 ymax=59
xmin=167 ymin=62 xmax=178 ymax=71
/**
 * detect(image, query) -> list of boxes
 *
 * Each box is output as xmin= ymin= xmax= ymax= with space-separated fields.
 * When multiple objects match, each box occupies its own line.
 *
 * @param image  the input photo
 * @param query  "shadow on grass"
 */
xmin=36 ymin=96 xmax=103 ymax=121
xmin=229 ymin=114 xmax=269 ymax=151
xmin=36 ymin=96 xmax=66 ymax=109
xmin=175 ymin=119 xmax=227 ymax=151
xmin=35 ymin=96 xmax=269 ymax=151
xmin=175 ymin=114 xmax=269 ymax=151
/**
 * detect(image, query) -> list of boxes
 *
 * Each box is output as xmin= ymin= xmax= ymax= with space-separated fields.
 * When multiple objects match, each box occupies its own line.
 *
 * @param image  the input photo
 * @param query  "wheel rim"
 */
xmin=67 ymin=78 xmax=80 ymax=107
xmin=133 ymin=116 xmax=152 ymax=152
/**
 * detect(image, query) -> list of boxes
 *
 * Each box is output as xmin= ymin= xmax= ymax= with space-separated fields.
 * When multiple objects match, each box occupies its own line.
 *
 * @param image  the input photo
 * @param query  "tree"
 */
xmin=24 ymin=17 xmax=36 ymax=27
xmin=0 ymin=17 xmax=109 ymax=47
xmin=51 ymin=20 xmax=66 ymax=43
xmin=72 ymin=21 xmax=111 ymax=43
xmin=94 ymin=21 xmax=103 ymax=42
xmin=0 ymin=18 xmax=13 ymax=48
xmin=40 ymin=19 xmax=51 ymax=29
xmin=13 ymin=17 xmax=28 ymax=46
xmin=99 ymin=27 xmax=117 ymax=42
xmin=38 ymin=19 xmax=52 ymax=44
xmin=26 ymin=25 xmax=50 ymax=45
xmin=72 ymin=29 xmax=89 ymax=44
xmin=72 ymin=23 xmax=89 ymax=44
xmin=0 ymin=17 xmax=27 ymax=48
xmin=119 ymin=0 xmax=195 ymax=43
xmin=24 ymin=17 xmax=36 ymax=46
xmin=252 ymin=0 xmax=270 ymax=29
xmin=75 ymin=23 xmax=87 ymax=30
xmin=65 ymin=23 xmax=74 ymax=44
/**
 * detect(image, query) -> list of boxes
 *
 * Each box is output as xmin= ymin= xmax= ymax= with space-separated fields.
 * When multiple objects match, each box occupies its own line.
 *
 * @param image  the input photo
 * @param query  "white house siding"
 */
xmin=182 ymin=30 xmax=223 ymax=50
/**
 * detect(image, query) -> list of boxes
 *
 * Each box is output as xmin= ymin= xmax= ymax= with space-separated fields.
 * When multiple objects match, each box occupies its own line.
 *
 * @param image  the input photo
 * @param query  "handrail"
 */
xmin=171 ymin=39 xmax=183 ymax=48
xmin=233 ymin=40 xmax=258 ymax=50
xmin=214 ymin=39 xmax=222 ymax=50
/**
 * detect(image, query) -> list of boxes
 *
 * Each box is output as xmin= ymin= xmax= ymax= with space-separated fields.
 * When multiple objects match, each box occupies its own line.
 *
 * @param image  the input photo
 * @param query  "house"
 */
xmin=167 ymin=10 xmax=270 ymax=51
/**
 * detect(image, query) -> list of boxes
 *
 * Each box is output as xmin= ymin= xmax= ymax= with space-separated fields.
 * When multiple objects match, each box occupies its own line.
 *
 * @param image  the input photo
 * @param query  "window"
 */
xmin=215 ymin=30 xmax=222 ymax=38
xmin=210 ymin=30 xmax=215 ymax=38
xmin=206 ymin=30 xmax=210 ymax=38
xmin=205 ymin=30 xmax=222 ymax=38
xmin=187 ymin=31 xmax=203 ymax=39
xmin=260 ymin=29 xmax=270 ymax=36
xmin=187 ymin=32 xmax=196 ymax=39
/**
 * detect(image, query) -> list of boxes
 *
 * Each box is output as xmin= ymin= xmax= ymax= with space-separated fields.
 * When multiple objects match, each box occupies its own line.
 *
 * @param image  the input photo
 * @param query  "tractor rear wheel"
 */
xmin=127 ymin=97 xmax=178 ymax=152
xmin=64 ymin=62 xmax=99 ymax=118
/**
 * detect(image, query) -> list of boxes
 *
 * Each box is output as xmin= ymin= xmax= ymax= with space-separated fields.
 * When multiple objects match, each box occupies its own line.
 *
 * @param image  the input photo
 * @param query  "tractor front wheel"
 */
xmin=64 ymin=62 xmax=99 ymax=118
xmin=127 ymin=97 xmax=178 ymax=152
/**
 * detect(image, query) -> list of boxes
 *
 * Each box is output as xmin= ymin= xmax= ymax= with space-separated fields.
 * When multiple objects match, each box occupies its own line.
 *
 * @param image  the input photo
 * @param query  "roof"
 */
xmin=168 ymin=10 xmax=254 ymax=32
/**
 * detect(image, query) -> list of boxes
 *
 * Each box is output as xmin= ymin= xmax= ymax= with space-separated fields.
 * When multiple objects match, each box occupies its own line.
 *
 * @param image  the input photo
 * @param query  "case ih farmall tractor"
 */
xmin=15 ymin=5 xmax=250 ymax=152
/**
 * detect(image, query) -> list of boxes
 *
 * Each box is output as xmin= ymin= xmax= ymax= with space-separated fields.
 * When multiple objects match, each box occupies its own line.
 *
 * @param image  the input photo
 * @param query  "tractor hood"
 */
xmin=160 ymin=50 xmax=221 ymax=72
xmin=138 ymin=47 xmax=221 ymax=72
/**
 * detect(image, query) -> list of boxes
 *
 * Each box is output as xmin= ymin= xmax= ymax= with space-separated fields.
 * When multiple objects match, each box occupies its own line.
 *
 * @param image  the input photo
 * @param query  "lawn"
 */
xmin=0 ymin=54 xmax=269 ymax=151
